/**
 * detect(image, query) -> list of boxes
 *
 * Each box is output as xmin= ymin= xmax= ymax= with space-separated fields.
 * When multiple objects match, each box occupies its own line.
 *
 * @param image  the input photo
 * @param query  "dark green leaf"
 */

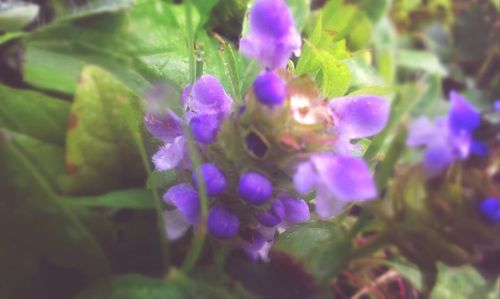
xmin=65 ymin=189 xmax=156 ymax=209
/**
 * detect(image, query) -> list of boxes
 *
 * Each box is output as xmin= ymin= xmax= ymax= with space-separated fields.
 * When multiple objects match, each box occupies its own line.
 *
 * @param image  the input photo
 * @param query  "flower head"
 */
xmin=407 ymin=91 xmax=484 ymax=177
xmin=240 ymin=0 xmax=301 ymax=69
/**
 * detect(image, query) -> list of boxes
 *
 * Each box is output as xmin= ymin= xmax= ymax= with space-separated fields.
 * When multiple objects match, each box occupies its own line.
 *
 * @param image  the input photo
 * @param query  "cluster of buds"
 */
xmin=376 ymin=93 xmax=500 ymax=286
xmin=145 ymin=0 xmax=389 ymax=260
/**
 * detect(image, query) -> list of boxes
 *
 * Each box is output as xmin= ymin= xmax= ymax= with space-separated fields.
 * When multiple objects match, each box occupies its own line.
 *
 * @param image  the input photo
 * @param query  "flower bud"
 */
xmin=256 ymin=198 xmax=285 ymax=227
xmin=253 ymin=72 xmax=286 ymax=106
xmin=207 ymin=205 xmax=240 ymax=239
xmin=238 ymin=172 xmax=273 ymax=205
xmin=192 ymin=163 xmax=226 ymax=197
xmin=478 ymin=197 xmax=500 ymax=224
xmin=190 ymin=114 xmax=220 ymax=144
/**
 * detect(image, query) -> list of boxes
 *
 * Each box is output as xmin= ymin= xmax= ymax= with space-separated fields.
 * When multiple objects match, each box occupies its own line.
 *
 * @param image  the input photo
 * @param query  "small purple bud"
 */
xmin=478 ymin=197 xmax=500 ymax=224
xmin=238 ymin=172 xmax=273 ymax=205
xmin=207 ymin=205 xmax=240 ymax=239
xmin=192 ymin=163 xmax=226 ymax=196
xmin=256 ymin=198 xmax=285 ymax=227
xmin=190 ymin=114 xmax=220 ymax=144
xmin=253 ymin=72 xmax=286 ymax=106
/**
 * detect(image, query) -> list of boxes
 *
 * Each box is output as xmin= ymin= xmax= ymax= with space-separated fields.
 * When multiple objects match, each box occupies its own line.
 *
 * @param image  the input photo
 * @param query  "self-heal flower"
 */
xmin=240 ymin=0 xmax=301 ymax=70
xmin=163 ymin=183 xmax=201 ymax=240
xmin=294 ymin=154 xmax=377 ymax=218
xmin=329 ymin=95 xmax=390 ymax=154
xmin=183 ymin=75 xmax=233 ymax=144
xmin=407 ymin=91 xmax=483 ymax=177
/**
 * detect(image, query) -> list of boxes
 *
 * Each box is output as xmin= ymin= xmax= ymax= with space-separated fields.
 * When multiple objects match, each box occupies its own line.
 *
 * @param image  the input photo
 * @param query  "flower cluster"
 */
xmin=407 ymin=92 xmax=500 ymax=224
xmin=145 ymin=0 xmax=390 ymax=260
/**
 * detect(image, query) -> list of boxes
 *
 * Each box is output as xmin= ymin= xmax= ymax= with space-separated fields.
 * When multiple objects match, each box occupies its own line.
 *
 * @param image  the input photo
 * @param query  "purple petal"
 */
xmin=242 ymin=230 xmax=267 ymax=261
xmin=293 ymin=161 xmax=317 ymax=194
xmin=279 ymin=193 xmax=310 ymax=226
xmin=144 ymin=110 xmax=183 ymax=143
xmin=407 ymin=117 xmax=439 ymax=148
xmin=256 ymin=198 xmax=285 ymax=227
xmin=190 ymin=114 xmax=221 ymax=144
xmin=239 ymin=0 xmax=301 ymax=69
xmin=186 ymin=75 xmax=233 ymax=120
xmin=152 ymin=136 xmax=186 ymax=171
xmin=164 ymin=209 xmax=191 ymax=240
xmin=163 ymin=183 xmax=200 ymax=224
xmin=494 ymin=100 xmax=500 ymax=112
xmin=448 ymin=91 xmax=480 ymax=134
xmin=330 ymin=95 xmax=390 ymax=139
xmin=423 ymin=140 xmax=455 ymax=177
xmin=253 ymin=71 xmax=286 ymax=106
xmin=311 ymin=154 xmax=377 ymax=201
xmin=207 ymin=205 xmax=240 ymax=239
xmin=315 ymin=185 xmax=347 ymax=219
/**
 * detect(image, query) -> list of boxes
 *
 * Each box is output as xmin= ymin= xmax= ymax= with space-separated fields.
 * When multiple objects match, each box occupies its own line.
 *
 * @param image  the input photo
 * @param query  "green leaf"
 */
xmin=318 ymin=52 xmax=351 ymax=98
xmin=0 ymin=2 xmax=39 ymax=32
xmin=57 ymin=0 xmax=133 ymax=21
xmin=65 ymin=189 xmax=156 ymax=209
xmin=397 ymin=49 xmax=448 ymax=76
xmin=0 ymin=130 xmax=110 ymax=290
xmin=356 ymin=0 xmax=391 ymax=24
xmin=65 ymin=65 xmax=146 ymax=195
xmin=345 ymin=56 xmax=384 ymax=89
xmin=286 ymin=0 xmax=311 ymax=31
xmin=0 ymin=84 xmax=70 ymax=146
xmin=272 ymin=221 xmax=351 ymax=285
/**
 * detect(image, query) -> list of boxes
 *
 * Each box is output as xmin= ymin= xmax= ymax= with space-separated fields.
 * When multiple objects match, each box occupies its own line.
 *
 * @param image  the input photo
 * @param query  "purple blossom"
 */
xmin=238 ymin=172 xmax=273 ymax=205
xmin=207 ymin=205 xmax=240 ymax=239
xmin=151 ymin=136 xmax=187 ymax=171
xmin=253 ymin=71 xmax=286 ymax=106
xmin=294 ymin=154 xmax=377 ymax=219
xmin=479 ymin=197 xmax=500 ymax=224
xmin=407 ymin=91 xmax=482 ymax=177
xmin=192 ymin=163 xmax=227 ymax=197
xmin=144 ymin=110 xmax=183 ymax=143
xmin=241 ymin=229 xmax=271 ymax=261
xmin=278 ymin=193 xmax=310 ymax=227
xmin=494 ymin=100 xmax=500 ymax=112
xmin=163 ymin=183 xmax=201 ymax=240
xmin=329 ymin=95 xmax=390 ymax=154
xmin=239 ymin=0 xmax=301 ymax=69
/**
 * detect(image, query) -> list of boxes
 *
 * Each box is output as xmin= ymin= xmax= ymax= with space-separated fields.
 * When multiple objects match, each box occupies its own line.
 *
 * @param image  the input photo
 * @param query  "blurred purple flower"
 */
xmin=253 ymin=71 xmax=286 ymax=106
xmin=238 ymin=172 xmax=274 ymax=205
xmin=479 ymin=197 xmax=500 ymax=224
xmin=294 ymin=154 xmax=377 ymax=219
xmin=407 ymin=91 xmax=483 ymax=177
xmin=240 ymin=0 xmax=301 ymax=69
xmin=207 ymin=205 xmax=240 ymax=239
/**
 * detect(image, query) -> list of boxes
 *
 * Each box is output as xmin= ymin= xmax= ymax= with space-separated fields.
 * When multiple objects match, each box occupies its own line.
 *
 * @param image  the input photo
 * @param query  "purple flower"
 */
xmin=294 ymin=153 xmax=377 ymax=219
xmin=253 ymin=71 xmax=286 ymax=106
xmin=329 ymin=95 xmax=390 ymax=154
xmin=241 ymin=229 xmax=271 ymax=261
xmin=152 ymin=136 xmax=187 ymax=171
xmin=144 ymin=110 xmax=183 ymax=143
xmin=278 ymin=193 xmax=310 ymax=227
xmin=207 ymin=205 xmax=240 ymax=239
xmin=239 ymin=0 xmax=301 ymax=69
xmin=238 ymin=172 xmax=273 ymax=205
xmin=478 ymin=197 xmax=500 ymax=224
xmin=183 ymin=75 xmax=233 ymax=122
xmin=163 ymin=183 xmax=201 ymax=240
xmin=256 ymin=198 xmax=285 ymax=227
xmin=192 ymin=163 xmax=227 ymax=197
xmin=407 ymin=91 xmax=482 ymax=177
